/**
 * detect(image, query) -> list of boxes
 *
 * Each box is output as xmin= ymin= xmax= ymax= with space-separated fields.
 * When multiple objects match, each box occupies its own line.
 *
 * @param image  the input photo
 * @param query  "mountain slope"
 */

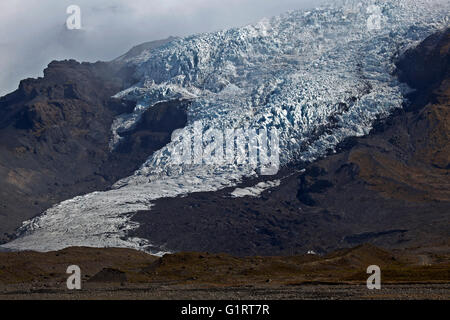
xmin=0 ymin=39 xmax=186 ymax=244
xmin=128 ymin=28 xmax=450 ymax=256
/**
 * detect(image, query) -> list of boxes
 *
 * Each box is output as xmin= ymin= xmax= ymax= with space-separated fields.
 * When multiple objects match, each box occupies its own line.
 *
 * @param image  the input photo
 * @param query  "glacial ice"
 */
xmin=231 ymin=180 xmax=281 ymax=198
xmin=2 ymin=0 xmax=449 ymax=253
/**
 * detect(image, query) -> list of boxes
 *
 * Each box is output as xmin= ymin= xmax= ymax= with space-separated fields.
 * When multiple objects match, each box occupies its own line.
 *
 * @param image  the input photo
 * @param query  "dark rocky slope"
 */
xmin=130 ymin=29 xmax=450 ymax=256
xmin=0 ymin=38 xmax=187 ymax=243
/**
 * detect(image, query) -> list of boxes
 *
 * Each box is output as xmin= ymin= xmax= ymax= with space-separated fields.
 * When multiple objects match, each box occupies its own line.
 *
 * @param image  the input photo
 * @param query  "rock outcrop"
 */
xmin=0 ymin=40 xmax=187 ymax=243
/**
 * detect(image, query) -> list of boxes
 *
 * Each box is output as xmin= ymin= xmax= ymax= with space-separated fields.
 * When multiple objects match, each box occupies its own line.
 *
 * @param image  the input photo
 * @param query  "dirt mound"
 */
xmin=1 ymin=245 xmax=448 ymax=289
xmin=0 ymin=55 xmax=188 ymax=244
xmin=0 ymin=247 xmax=156 ymax=285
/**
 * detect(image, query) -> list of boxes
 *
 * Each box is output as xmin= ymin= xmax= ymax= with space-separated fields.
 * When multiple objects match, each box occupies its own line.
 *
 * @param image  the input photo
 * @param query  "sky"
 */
xmin=0 ymin=0 xmax=327 ymax=96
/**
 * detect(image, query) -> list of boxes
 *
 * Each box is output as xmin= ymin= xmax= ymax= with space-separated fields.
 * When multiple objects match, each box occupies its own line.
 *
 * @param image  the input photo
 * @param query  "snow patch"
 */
xmin=231 ymin=180 xmax=281 ymax=198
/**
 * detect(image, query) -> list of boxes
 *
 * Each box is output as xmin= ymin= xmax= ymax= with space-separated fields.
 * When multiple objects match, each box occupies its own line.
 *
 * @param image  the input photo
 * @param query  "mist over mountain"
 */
xmin=0 ymin=0 xmax=324 ymax=96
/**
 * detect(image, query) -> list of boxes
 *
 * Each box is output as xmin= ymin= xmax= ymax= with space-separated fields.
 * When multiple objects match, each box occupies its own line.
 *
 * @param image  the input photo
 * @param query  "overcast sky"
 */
xmin=0 ymin=0 xmax=327 ymax=96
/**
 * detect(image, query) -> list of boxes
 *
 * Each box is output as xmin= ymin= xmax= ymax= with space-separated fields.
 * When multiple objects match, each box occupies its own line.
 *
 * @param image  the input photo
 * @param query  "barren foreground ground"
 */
xmin=0 ymin=283 xmax=449 ymax=300
xmin=0 ymin=244 xmax=449 ymax=300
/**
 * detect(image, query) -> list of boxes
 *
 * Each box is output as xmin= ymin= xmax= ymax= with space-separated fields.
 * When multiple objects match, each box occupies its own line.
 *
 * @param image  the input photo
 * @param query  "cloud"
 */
xmin=0 ymin=0 xmax=325 ymax=96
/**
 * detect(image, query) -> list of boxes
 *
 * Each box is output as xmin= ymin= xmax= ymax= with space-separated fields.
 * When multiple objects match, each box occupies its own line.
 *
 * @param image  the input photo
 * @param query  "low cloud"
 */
xmin=0 ymin=0 xmax=325 ymax=96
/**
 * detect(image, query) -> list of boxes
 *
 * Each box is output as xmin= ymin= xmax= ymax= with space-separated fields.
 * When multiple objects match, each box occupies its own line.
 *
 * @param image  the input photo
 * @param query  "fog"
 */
xmin=0 ymin=0 xmax=326 ymax=96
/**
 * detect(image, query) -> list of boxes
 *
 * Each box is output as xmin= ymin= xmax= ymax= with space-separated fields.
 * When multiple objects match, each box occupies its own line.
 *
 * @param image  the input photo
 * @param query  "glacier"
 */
xmin=2 ymin=0 xmax=449 ymax=254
